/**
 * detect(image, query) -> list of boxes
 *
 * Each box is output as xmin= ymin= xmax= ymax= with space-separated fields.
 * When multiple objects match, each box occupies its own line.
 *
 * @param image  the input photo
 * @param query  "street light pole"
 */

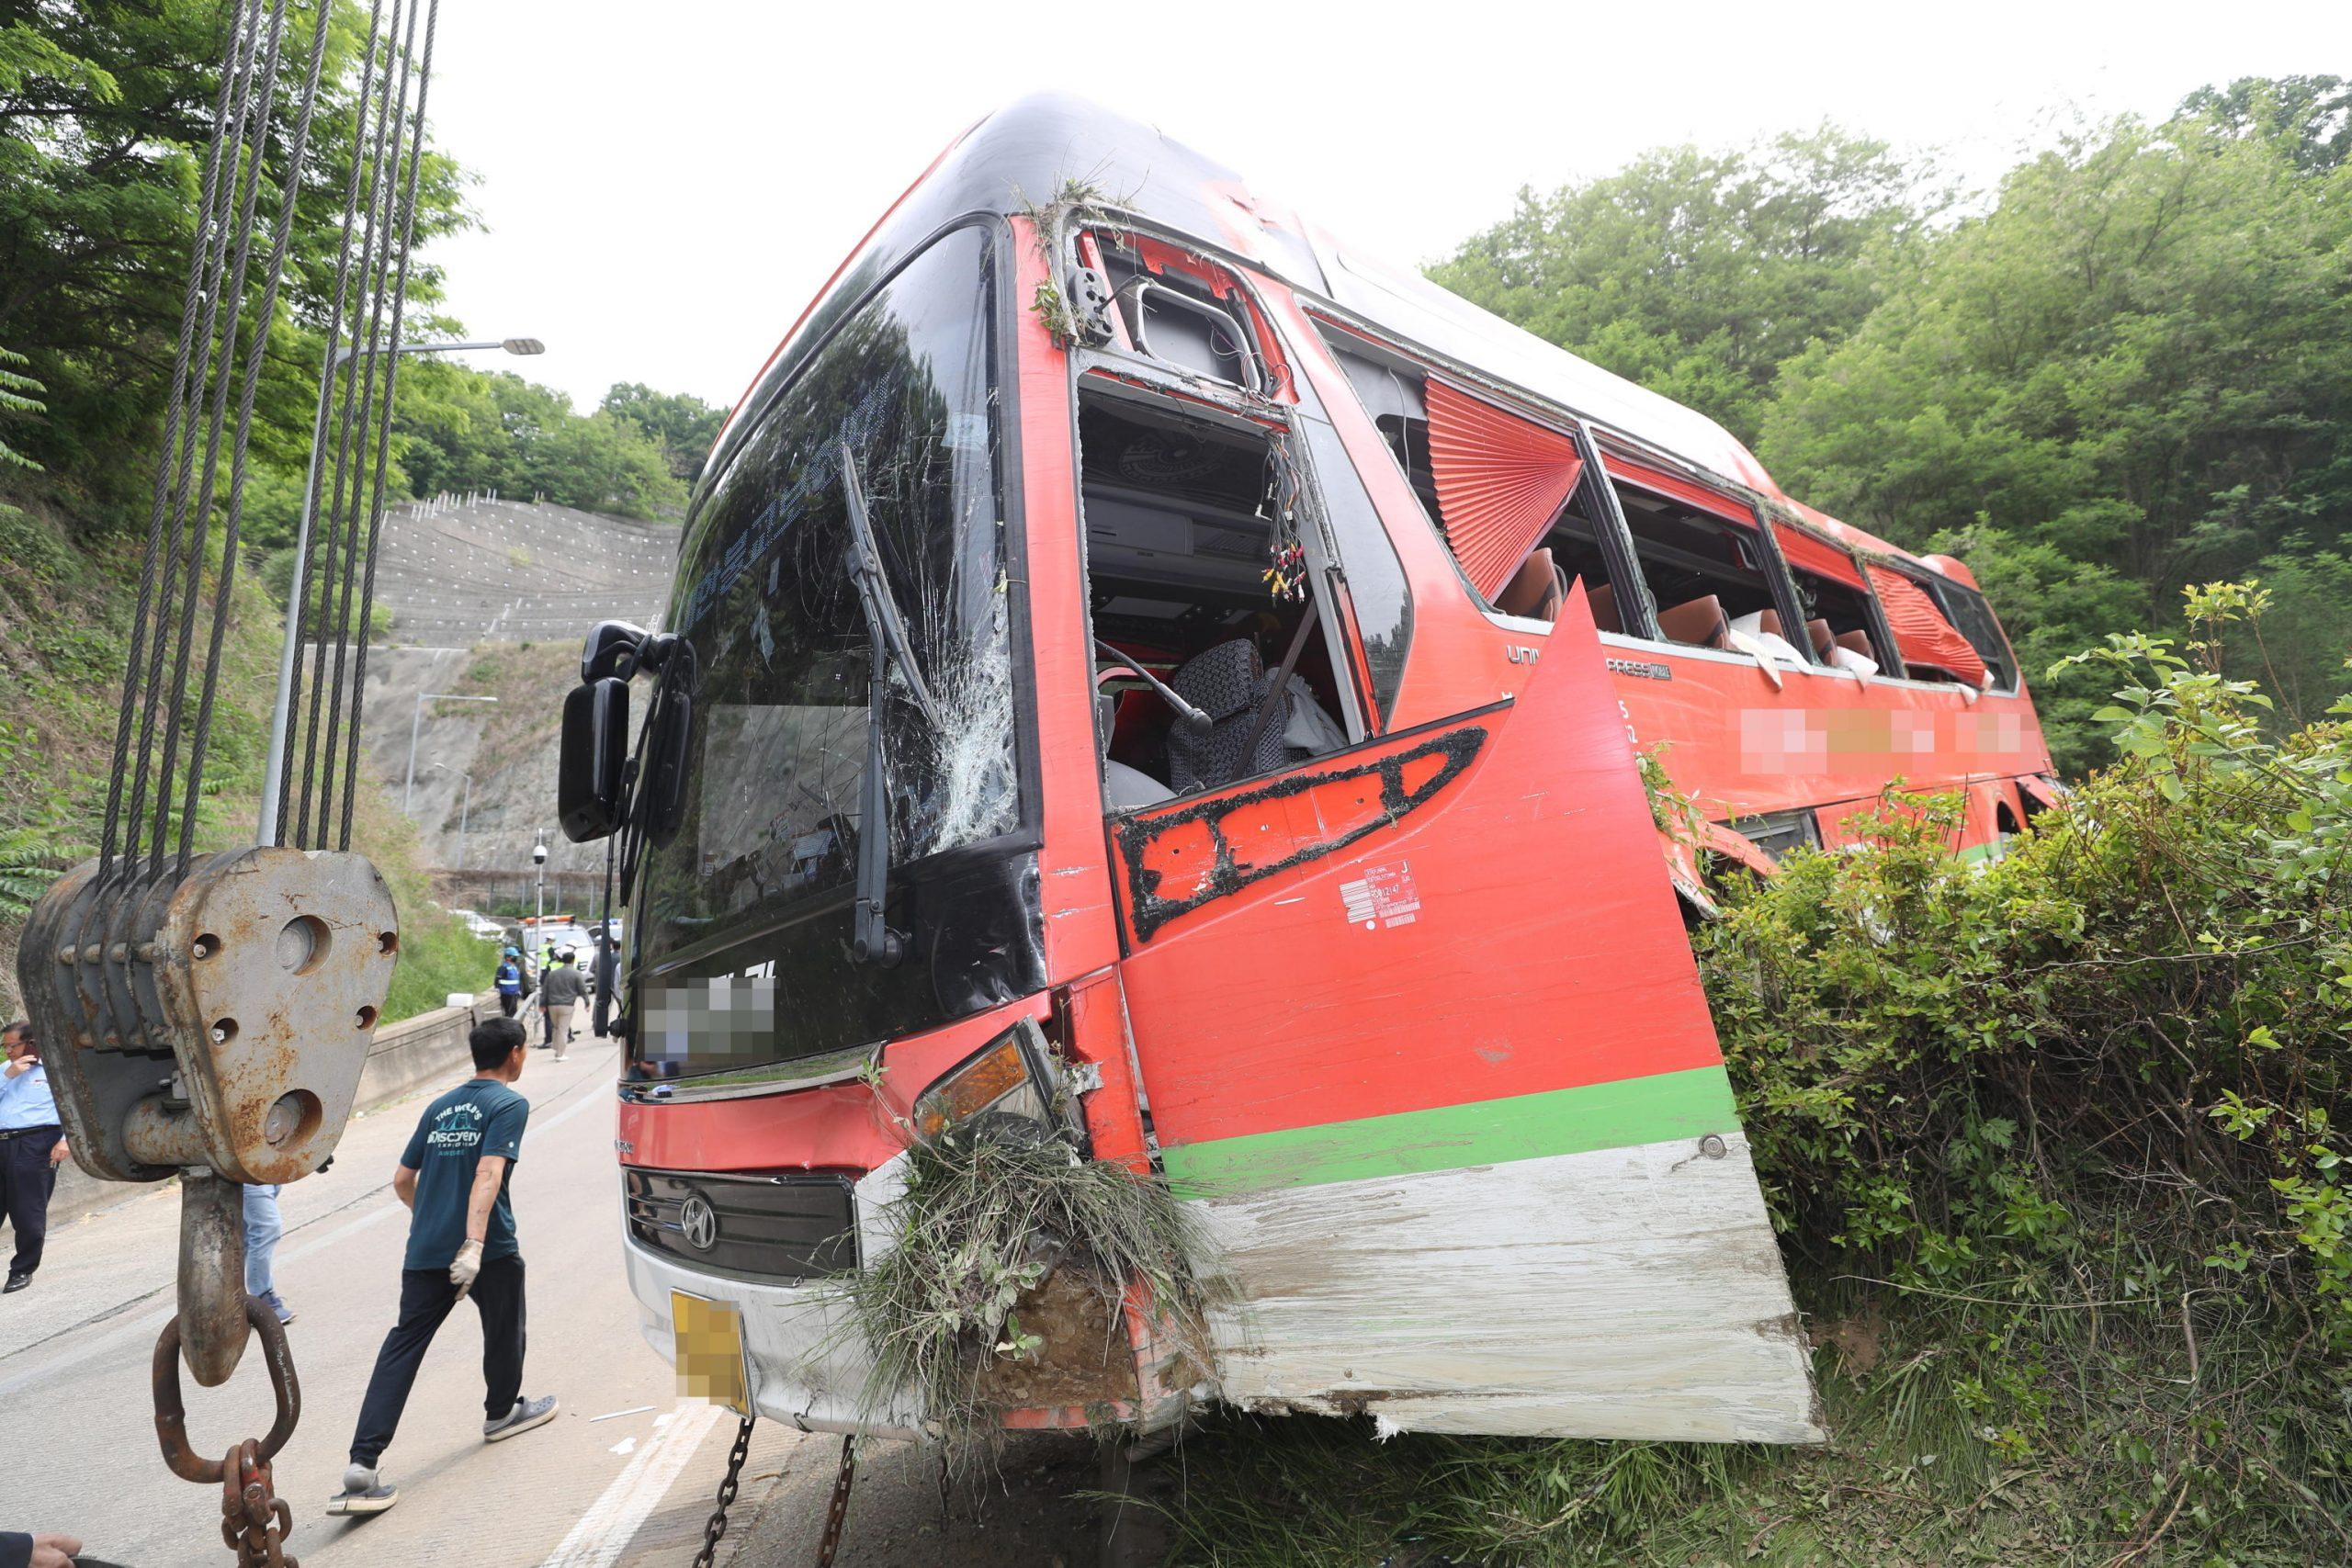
xmin=532 ymin=828 xmax=548 ymax=967
xmin=256 ymin=335 xmax=547 ymax=843
xmin=403 ymin=692 xmax=496 ymax=815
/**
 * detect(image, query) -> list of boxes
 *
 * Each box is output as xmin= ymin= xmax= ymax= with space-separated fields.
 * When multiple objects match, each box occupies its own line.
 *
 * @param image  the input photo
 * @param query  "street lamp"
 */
xmin=257 ymin=335 xmax=547 ymax=843
xmin=532 ymin=829 xmax=549 ymax=963
xmin=402 ymin=692 xmax=497 ymax=815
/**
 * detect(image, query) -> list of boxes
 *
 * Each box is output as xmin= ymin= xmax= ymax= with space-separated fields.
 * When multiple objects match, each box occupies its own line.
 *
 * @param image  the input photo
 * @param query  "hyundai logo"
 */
xmin=678 ymin=1192 xmax=718 ymax=1252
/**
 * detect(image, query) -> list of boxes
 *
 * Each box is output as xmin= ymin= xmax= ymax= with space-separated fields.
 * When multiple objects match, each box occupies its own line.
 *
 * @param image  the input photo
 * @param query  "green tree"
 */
xmin=390 ymin=367 xmax=686 ymax=520
xmin=1430 ymin=126 xmax=1932 ymax=446
xmin=0 ymin=345 xmax=44 ymax=476
xmin=600 ymin=381 xmax=723 ymax=481
xmin=0 ymin=0 xmax=469 ymax=523
xmin=1755 ymin=106 xmax=2352 ymax=766
xmin=2179 ymin=73 xmax=2350 ymax=172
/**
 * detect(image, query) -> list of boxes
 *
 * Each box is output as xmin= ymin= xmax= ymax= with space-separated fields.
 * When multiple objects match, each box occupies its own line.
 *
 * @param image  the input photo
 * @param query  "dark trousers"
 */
xmin=350 ymin=1254 xmax=526 ymax=1466
xmin=1 ymin=1128 xmax=61 ymax=1278
xmin=498 ymin=992 xmax=520 ymax=1018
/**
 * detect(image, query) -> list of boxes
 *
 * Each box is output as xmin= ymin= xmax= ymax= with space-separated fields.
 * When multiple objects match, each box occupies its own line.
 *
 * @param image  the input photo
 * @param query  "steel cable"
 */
xmin=312 ymin=0 xmax=419 ymax=846
xmin=272 ymin=0 xmax=390 ymax=848
xmin=145 ymin=0 xmax=294 ymax=877
xmin=338 ymin=0 xmax=441 ymax=849
xmin=296 ymin=0 xmax=405 ymax=847
xmin=175 ymin=0 xmax=340 ymax=872
xmin=108 ymin=0 xmax=266 ymax=881
xmin=96 ymin=0 xmax=257 ymax=883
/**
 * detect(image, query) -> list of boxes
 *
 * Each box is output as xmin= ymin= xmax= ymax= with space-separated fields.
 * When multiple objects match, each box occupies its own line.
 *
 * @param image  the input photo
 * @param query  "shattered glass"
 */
xmin=644 ymin=226 xmax=1022 ymax=968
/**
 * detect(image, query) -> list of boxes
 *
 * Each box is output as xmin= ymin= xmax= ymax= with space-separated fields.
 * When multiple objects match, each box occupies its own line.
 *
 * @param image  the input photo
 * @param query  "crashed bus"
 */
xmin=559 ymin=95 xmax=2056 ymax=1447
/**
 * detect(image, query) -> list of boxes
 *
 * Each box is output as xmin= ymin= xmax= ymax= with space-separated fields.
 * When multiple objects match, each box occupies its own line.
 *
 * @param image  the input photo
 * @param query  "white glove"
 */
xmin=450 ymin=1238 xmax=484 ymax=1300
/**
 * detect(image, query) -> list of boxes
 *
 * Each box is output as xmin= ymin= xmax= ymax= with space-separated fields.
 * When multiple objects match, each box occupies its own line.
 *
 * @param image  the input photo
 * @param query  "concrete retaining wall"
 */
xmin=42 ymin=997 xmax=501 ymax=1229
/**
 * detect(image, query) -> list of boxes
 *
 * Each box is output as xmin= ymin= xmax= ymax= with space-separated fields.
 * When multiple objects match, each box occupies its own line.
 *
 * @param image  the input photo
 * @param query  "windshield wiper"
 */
xmin=839 ymin=440 xmax=939 ymax=966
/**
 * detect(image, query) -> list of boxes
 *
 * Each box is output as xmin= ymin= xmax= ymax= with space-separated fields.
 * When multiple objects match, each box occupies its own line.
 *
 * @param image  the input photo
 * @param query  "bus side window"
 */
xmin=1608 ymin=482 xmax=1782 ymax=655
xmin=1317 ymin=329 xmax=1625 ymax=628
xmin=1774 ymin=522 xmax=1897 ymax=674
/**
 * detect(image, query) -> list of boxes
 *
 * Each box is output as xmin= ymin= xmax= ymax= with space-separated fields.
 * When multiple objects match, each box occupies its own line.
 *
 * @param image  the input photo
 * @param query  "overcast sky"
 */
xmin=416 ymin=0 xmax=2350 ymax=413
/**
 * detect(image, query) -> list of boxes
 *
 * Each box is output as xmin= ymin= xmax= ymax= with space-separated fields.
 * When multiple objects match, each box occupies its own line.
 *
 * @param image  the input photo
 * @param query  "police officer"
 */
xmin=1 ymin=1021 xmax=69 ymax=1294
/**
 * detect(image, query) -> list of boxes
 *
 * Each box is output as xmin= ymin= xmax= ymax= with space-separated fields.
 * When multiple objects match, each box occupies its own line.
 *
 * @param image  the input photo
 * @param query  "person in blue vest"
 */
xmin=493 ymin=946 xmax=526 ymax=1019
xmin=2 ymin=1021 xmax=70 ymax=1294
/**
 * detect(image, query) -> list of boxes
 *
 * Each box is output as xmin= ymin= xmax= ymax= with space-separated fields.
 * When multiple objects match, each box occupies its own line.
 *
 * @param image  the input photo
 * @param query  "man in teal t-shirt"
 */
xmin=329 ymin=1017 xmax=560 ymax=1516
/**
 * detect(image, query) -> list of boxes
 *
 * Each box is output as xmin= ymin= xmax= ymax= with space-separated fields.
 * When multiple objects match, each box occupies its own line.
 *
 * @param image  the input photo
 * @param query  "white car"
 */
xmin=447 ymin=908 xmax=508 ymax=942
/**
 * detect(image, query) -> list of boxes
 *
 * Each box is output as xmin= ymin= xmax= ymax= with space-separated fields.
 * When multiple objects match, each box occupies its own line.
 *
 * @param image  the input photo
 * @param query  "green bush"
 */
xmin=1702 ymin=582 xmax=2351 ymax=1354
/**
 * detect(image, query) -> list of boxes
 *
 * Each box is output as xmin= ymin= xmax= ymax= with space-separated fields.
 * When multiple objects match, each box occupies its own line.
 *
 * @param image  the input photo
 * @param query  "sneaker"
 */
xmin=552 ymin=1051 xmax=568 ymax=1063
xmin=483 ymin=1394 xmax=559 ymax=1442
xmin=263 ymin=1291 xmax=295 ymax=1325
xmin=3 ymin=1273 xmax=28 ymax=1294
xmin=328 ymin=1462 xmax=398 ymax=1516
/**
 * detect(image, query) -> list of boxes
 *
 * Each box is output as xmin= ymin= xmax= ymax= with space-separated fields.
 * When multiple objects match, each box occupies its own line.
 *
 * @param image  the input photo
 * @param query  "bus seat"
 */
xmin=1097 ymin=687 xmax=1177 ymax=810
xmin=1807 ymin=619 xmax=1835 ymax=658
xmin=1657 ymin=595 xmax=1730 ymax=649
xmin=1496 ymin=547 xmax=1566 ymax=622
xmin=1167 ymin=639 xmax=1288 ymax=793
xmin=1756 ymin=609 xmax=1784 ymax=637
xmin=1836 ymin=630 xmax=1872 ymax=657
xmin=1587 ymin=582 xmax=1623 ymax=634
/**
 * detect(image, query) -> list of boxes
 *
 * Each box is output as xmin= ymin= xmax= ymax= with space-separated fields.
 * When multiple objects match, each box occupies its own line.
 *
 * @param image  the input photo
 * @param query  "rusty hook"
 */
xmin=153 ymin=1296 xmax=302 ymax=1484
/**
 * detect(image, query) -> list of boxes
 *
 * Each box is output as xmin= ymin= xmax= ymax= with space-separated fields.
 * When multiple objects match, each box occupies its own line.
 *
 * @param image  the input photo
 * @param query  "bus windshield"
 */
xmin=633 ymin=227 xmax=1025 ymax=1077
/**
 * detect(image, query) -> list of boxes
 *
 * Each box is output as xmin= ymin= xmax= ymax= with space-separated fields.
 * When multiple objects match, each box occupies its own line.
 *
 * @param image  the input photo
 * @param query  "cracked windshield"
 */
xmin=646 ymin=228 xmax=1019 ymax=974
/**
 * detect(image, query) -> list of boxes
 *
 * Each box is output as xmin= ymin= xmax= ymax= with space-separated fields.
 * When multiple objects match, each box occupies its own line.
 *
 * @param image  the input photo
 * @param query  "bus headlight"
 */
xmin=911 ymin=1029 xmax=1050 ymax=1144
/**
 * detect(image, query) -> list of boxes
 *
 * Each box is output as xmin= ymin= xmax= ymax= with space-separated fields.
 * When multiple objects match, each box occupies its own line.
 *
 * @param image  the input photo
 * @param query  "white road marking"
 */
xmin=539 ymin=1402 xmax=723 ymax=1568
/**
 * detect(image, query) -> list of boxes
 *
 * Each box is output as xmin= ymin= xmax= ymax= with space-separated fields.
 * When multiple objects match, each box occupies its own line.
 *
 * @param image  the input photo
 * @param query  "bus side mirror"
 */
xmin=559 ymin=678 xmax=629 ymax=842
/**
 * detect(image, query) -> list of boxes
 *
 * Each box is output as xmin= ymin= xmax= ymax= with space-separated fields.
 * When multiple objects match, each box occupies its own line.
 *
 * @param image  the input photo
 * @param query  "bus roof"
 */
xmin=717 ymin=94 xmax=1935 ymax=577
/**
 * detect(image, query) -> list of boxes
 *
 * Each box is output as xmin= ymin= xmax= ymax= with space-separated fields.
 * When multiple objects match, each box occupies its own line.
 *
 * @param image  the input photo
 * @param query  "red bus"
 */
xmin=560 ymin=95 xmax=2054 ymax=1447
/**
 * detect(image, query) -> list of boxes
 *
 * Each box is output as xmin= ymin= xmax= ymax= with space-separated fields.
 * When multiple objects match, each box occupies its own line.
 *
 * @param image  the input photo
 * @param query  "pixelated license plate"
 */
xmin=671 ymin=1289 xmax=750 ymax=1416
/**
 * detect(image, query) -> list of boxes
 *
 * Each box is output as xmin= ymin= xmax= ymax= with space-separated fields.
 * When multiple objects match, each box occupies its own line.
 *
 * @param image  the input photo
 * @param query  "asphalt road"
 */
xmin=0 ymin=1032 xmax=1138 ymax=1568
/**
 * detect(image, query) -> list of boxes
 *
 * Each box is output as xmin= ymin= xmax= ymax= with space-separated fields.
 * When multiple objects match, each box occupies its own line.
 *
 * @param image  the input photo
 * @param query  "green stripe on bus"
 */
xmin=1160 ymin=1065 xmax=1740 ymax=1196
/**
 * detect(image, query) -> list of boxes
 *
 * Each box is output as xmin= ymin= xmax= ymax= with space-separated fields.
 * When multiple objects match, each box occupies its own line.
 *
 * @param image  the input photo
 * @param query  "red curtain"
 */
xmin=1866 ymin=564 xmax=1987 ymax=685
xmin=1775 ymin=523 xmax=1868 ymax=591
xmin=1424 ymin=379 xmax=1585 ymax=598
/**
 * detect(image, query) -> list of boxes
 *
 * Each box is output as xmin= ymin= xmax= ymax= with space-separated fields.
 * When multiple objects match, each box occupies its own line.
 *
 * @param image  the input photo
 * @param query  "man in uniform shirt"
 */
xmin=1 ymin=1021 xmax=70 ymax=1293
xmin=538 ymin=947 xmax=585 ymax=1061
xmin=329 ymin=1017 xmax=557 ymax=1515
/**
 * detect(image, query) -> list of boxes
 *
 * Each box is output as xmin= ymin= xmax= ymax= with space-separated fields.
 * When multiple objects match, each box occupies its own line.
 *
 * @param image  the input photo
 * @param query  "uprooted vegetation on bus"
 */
xmin=832 ymin=1096 xmax=1221 ymax=1460
xmin=1164 ymin=584 xmax=2352 ymax=1565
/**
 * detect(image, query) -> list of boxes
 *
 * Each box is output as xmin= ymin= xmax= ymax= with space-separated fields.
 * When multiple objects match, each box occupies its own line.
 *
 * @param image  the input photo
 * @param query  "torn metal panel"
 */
xmin=1193 ymin=1132 xmax=1821 ymax=1443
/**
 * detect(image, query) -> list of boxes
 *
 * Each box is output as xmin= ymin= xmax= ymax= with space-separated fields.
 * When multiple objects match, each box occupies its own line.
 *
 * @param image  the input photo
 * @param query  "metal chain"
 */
xmin=691 ymin=1416 xmax=756 ymax=1568
xmin=219 ymin=1439 xmax=296 ymax=1568
xmin=154 ymin=1301 xmax=302 ymax=1568
xmin=816 ymin=1435 xmax=857 ymax=1568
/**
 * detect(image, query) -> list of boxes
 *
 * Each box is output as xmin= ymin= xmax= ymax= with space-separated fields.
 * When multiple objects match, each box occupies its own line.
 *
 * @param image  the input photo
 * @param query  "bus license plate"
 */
xmin=671 ymin=1290 xmax=750 ymax=1416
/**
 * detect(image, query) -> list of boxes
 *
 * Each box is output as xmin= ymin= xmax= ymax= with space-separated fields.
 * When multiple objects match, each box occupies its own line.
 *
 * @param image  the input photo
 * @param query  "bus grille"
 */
xmin=623 ymin=1168 xmax=858 ymax=1283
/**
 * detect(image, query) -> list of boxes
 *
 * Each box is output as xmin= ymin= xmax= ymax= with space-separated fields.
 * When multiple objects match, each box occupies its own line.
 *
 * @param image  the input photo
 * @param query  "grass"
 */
xmin=1152 ymin=1271 xmax=2352 ymax=1566
xmin=836 ymin=1113 xmax=1217 ymax=1460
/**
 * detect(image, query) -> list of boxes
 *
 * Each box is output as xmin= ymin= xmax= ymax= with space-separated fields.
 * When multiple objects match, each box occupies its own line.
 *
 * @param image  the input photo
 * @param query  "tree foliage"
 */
xmin=392 ymin=365 xmax=687 ymax=521
xmin=1430 ymin=126 xmax=1932 ymax=448
xmin=1438 ymin=82 xmax=2352 ymax=773
xmin=600 ymin=380 xmax=723 ymax=481
xmin=0 ymin=1 xmax=698 ymax=537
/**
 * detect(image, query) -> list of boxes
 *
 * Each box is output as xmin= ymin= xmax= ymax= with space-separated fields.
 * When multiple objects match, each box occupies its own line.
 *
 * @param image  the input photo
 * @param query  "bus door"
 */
xmin=1105 ymin=589 xmax=1822 ymax=1442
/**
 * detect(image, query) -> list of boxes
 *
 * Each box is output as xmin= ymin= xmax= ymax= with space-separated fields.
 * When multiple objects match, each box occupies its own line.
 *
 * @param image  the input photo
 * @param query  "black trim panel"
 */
xmin=1114 ymin=723 xmax=1487 ymax=942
